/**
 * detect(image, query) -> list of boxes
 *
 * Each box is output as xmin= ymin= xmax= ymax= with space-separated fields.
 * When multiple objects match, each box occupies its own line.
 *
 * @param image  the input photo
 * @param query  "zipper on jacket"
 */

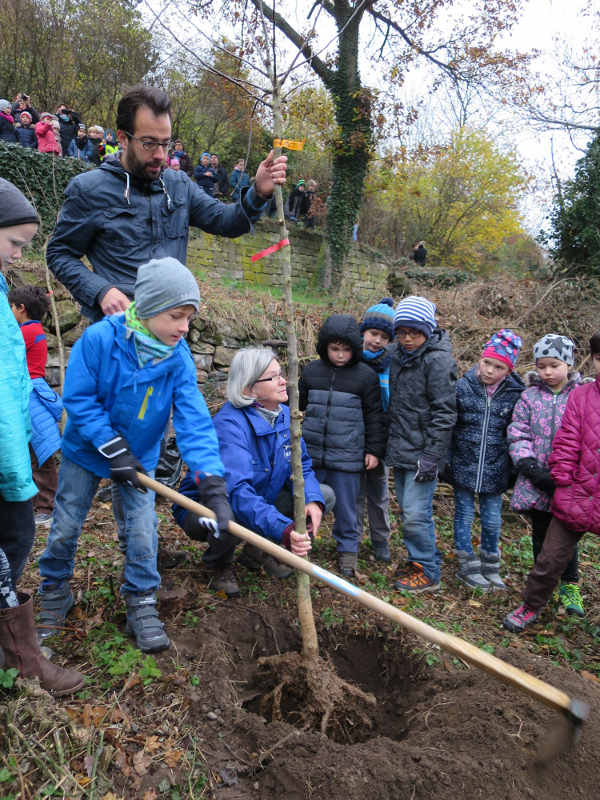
xmin=321 ymin=369 xmax=336 ymax=466
xmin=475 ymin=393 xmax=491 ymax=493
xmin=550 ymin=392 xmax=558 ymax=441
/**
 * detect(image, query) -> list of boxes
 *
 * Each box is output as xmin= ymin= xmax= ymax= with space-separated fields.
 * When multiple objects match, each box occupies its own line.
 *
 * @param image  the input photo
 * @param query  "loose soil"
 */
xmin=6 ymin=490 xmax=599 ymax=800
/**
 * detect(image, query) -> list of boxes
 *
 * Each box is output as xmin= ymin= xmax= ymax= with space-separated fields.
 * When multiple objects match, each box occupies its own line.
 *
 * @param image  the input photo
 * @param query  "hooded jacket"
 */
xmin=299 ymin=314 xmax=386 ymax=472
xmin=0 ymin=274 xmax=37 ymax=502
xmin=67 ymin=135 xmax=94 ymax=161
xmin=61 ymin=314 xmax=224 ymax=479
xmin=450 ymin=365 xmax=524 ymax=494
xmin=386 ymin=328 xmax=457 ymax=470
xmin=0 ymin=111 xmax=17 ymax=142
xmin=46 ymin=155 xmax=268 ymax=321
xmin=174 ymin=403 xmax=324 ymax=543
xmin=549 ymin=375 xmax=600 ymax=534
xmin=15 ymin=125 xmax=37 ymax=148
xmin=34 ymin=120 xmax=61 ymax=154
xmin=507 ymin=371 xmax=581 ymax=512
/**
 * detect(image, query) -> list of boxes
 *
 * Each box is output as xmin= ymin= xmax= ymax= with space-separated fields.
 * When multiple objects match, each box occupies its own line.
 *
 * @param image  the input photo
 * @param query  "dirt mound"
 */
xmin=140 ymin=598 xmax=600 ymax=800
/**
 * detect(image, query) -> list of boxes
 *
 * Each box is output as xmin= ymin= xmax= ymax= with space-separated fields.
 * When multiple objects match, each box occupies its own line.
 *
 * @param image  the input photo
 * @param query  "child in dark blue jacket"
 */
xmin=37 ymin=257 xmax=233 ymax=653
xmin=450 ymin=329 xmax=524 ymax=590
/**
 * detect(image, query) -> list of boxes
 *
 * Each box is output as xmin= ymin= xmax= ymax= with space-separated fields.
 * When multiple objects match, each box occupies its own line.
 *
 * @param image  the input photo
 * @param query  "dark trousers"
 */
xmin=30 ymin=446 xmax=58 ymax=514
xmin=0 ymin=498 xmax=35 ymax=585
xmin=523 ymin=516 xmax=583 ymax=611
xmin=190 ymin=484 xmax=336 ymax=567
xmin=529 ymin=509 xmax=578 ymax=583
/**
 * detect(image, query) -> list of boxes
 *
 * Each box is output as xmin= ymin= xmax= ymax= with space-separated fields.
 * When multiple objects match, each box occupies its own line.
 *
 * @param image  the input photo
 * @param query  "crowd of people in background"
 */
xmin=0 ymin=92 xmax=320 ymax=222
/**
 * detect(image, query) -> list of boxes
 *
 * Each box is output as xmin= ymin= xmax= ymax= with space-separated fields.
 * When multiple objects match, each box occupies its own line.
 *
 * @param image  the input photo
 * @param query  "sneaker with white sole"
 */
xmin=503 ymin=603 xmax=539 ymax=633
xmin=34 ymin=512 xmax=53 ymax=528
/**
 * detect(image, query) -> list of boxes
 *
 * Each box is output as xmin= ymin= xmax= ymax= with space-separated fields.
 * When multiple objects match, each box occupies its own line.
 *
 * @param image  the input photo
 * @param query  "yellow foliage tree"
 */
xmin=364 ymin=128 xmax=529 ymax=272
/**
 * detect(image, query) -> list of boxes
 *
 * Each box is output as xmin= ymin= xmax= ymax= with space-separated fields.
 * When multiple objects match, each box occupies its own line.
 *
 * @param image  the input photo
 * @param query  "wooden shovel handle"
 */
xmin=140 ymin=472 xmax=580 ymax=717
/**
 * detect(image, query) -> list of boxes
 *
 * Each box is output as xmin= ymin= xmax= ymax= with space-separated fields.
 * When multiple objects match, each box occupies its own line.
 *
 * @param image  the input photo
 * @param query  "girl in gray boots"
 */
xmin=449 ymin=329 xmax=524 ymax=590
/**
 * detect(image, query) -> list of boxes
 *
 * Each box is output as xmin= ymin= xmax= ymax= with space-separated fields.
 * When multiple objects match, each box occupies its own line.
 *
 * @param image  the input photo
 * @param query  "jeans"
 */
xmin=316 ymin=469 xmax=361 ymax=553
xmin=523 ymin=516 xmax=583 ymax=610
xmin=453 ymin=487 xmax=503 ymax=555
xmin=357 ymin=463 xmax=391 ymax=548
xmin=529 ymin=510 xmax=578 ymax=583
xmin=38 ymin=456 xmax=159 ymax=596
xmin=0 ymin=498 xmax=35 ymax=585
xmin=394 ymin=468 xmax=441 ymax=582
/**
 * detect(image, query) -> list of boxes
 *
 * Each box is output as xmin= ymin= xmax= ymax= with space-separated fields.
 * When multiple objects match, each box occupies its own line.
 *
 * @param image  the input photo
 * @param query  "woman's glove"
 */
xmin=193 ymin=474 xmax=234 ymax=533
xmin=98 ymin=436 xmax=146 ymax=492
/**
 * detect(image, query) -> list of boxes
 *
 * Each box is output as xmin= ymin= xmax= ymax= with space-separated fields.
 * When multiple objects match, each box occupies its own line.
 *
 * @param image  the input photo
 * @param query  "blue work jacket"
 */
xmin=174 ymin=403 xmax=323 ymax=543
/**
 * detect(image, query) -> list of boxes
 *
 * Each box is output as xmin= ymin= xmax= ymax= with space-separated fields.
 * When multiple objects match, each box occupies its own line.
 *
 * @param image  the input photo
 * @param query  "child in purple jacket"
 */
xmin=507 ymin=333 xmax=583 ymax=616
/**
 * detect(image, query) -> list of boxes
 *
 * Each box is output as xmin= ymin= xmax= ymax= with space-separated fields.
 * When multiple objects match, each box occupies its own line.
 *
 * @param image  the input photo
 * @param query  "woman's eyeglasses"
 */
xmin=254 ymin=372 xmax=286 ymax=383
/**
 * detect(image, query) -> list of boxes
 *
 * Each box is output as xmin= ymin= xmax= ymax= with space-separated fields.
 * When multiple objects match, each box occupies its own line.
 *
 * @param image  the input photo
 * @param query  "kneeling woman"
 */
xmin=173 ymin=347 xmax=334 ymax=596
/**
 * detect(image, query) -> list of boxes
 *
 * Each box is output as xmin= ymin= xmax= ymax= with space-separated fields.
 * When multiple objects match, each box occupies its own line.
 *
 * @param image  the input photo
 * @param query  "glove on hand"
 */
xmin=194 ymin=474 xmax=234 ymax=533
xmin=183 ymin=514 xmax=219 ymax=543
xmin=99 ymin=436 xmax=146 ymax=492
xmin=415 ymin=457 xmax=438 ymax=483
xmin=518 ymin=458 xmax=555 ymax=493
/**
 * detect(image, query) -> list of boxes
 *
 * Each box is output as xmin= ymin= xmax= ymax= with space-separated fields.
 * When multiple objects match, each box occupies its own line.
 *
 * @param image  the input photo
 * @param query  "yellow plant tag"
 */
xmin=273 ymin=138 xmax=305 ymax=151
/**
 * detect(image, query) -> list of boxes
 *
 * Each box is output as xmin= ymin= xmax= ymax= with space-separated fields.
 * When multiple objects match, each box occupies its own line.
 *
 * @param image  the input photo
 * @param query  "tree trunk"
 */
xmin=272 ymin=81 xmax=319 ymax=662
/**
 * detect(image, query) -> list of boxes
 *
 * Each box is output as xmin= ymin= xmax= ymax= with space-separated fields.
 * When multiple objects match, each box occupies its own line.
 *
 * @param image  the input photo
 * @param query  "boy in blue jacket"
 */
xmin=37 ymin=257 xmax=233 ymax=653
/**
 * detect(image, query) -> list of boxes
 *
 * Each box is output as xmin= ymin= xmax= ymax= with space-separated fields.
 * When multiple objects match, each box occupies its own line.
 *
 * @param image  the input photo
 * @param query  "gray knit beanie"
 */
xmin=533 ymin=333 xmax=575 ymax=366
xmin=0 ymin=178 xmax=40 ymax=229
xmin=135 ymin=257 xmax=201 ymax=319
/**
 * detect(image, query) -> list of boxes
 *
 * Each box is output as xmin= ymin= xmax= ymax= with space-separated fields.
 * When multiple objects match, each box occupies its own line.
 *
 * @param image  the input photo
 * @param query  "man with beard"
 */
xmin=47 ymin=86 xmax=287 ymax=321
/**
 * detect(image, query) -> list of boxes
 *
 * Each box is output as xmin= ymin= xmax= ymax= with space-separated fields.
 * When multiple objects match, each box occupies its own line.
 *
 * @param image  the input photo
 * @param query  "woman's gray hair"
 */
xmin=227 ymin=346 xmax=277 ymax=408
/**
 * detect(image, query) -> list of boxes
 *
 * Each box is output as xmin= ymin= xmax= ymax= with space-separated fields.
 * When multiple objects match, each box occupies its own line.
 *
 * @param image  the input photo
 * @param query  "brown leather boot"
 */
xmin=0 ymin=593 xmax=85 ymax=696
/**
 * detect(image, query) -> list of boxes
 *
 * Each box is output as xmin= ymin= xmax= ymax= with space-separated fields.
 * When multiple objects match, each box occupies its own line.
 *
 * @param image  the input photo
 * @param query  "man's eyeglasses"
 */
xmin=124 ymin=132 xmax=173 ymax=152
xmin=254 ymin=372 xmax=286 ymax=383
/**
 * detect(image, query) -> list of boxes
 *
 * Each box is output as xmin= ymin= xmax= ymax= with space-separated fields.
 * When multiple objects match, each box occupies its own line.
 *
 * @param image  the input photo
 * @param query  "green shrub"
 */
xmin=406 ymin=266 xmax=472 ymax=288
xmin=0 ymin=141 xmax=91 ymax=246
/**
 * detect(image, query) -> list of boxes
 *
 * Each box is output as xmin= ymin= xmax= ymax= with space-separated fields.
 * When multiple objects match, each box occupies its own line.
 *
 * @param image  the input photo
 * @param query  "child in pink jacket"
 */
xmin=504 ymin=331 xmax=600 ymax=632
xmin=34 ymin=113 xmax=61 ymax=155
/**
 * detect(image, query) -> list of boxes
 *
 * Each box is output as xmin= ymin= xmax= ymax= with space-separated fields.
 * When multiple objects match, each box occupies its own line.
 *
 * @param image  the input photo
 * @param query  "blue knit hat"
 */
xmin=135 ymin=257 xmax=201 ymax=319
xmin=360 ymin=297 xmax=395 ymax=339
xmin=393 ymin=295 xmax=437 ymax=336
xmin=481 ymin=328 xmax=522 ymax=371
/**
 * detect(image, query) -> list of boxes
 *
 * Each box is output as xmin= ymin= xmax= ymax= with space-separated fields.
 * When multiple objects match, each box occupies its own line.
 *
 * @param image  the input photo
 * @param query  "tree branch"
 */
xmin=246 ymin=0 xmax=335 ymax=86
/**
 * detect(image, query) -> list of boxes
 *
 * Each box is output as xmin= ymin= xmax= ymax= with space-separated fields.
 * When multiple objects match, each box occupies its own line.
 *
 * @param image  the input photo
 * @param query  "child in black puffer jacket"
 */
xmin=299 ymin=314 xmax=386 ymax=577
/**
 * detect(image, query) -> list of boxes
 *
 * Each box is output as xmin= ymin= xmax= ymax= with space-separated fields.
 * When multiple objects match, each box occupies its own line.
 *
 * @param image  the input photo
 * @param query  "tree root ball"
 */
xmin=256 ymin=651 xmax=376 ymax=742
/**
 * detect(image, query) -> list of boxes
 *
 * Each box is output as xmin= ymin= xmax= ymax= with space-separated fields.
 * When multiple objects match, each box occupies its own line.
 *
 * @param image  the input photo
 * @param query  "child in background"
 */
xmin=450 ymin=330 xmax=524 ymax=590
xmin=34 ymin=112 xmax=61 ymax=155
xmin=15 ymin=111 xmax=37 ymax=149
xmin=9 ymin=285 xmax=62 ymax=527
xmin=230 ymin=158 xmax=250 ymax=202
xmin=299 ymin=314 xmax=386 ymax=577
xmin=37 ymin=257 xmax=233 ymax=653
xmin=0 ymin=178 xmax=83 ymax=695
xmin=386 ymin=296 xmax=457 ymax=593
xmin=507 ymin=333 xmax=583 ymax=616
xmin=504 ymin=332 xmax=600 ymax=633
xmin=357 ymin=298 xmax=395 ymax=563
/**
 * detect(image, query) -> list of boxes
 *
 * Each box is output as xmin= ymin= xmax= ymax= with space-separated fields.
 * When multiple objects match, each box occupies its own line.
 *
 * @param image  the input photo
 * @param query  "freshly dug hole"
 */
xmin=243 ymin=630 xmax=427 ymax=744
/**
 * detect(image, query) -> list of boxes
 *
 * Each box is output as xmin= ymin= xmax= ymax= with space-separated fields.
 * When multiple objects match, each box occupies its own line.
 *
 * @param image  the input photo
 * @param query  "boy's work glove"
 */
xmin=518 ymin=458 xmax=555 ymax=493
xmin=194 ymin=474 xmax=234 ymax=534
xmin=415 ymin=457 xmax=438 ymax=483
xmin=183 ymin=514 xmax=219 ymax=542
xmin=98 ymin=435 xmax=146 ymax=492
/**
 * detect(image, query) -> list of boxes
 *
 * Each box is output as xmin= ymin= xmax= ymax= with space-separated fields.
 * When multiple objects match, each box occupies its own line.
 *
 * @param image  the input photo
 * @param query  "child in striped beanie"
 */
xmin=358 ymin=297 xmax=395 ymax=562
xmin=387 ymin=295 xmax=457 ymax=593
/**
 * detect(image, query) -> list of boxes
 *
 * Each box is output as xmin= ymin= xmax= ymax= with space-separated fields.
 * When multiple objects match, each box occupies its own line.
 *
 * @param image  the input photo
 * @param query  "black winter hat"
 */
xmin=0 ymin=179 xmax=39 ymax=229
